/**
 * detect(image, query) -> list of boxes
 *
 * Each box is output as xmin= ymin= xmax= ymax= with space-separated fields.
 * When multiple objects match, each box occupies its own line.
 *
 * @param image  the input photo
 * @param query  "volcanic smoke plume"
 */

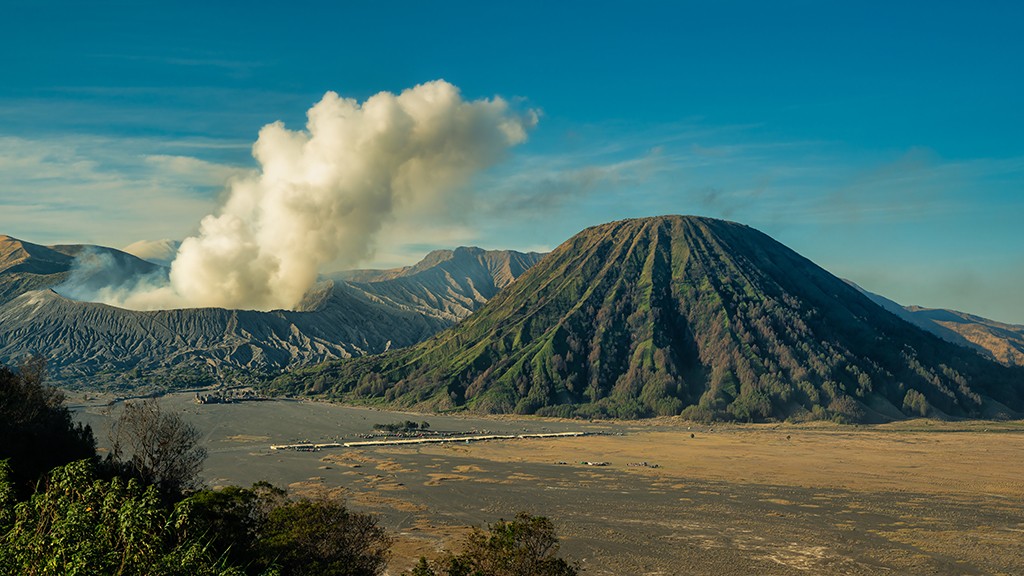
xmin=111 ymin=80 xmax=536 ymax=311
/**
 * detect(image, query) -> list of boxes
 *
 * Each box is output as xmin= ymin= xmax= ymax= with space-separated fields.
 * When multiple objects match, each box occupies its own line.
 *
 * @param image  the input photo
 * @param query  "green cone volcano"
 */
xmin=276 ymin=216 xmax=1023 ymax=422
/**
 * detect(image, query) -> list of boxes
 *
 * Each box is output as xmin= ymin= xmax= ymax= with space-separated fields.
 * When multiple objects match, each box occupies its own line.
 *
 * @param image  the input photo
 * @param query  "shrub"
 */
xmin=186 ymin=484 xmax=390 ymax=576
xmin=408 ymin=512 xmax=578 ymax=576
xmin=260 ymin=499 xmax=391 ymax=576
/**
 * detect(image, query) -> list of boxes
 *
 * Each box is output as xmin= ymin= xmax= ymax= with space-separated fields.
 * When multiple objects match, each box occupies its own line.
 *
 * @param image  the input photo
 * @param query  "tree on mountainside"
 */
xmin=902 ymin=389 xmax=930 ymax=417
xmin=0 ymin=357 xmax=96 ymax=494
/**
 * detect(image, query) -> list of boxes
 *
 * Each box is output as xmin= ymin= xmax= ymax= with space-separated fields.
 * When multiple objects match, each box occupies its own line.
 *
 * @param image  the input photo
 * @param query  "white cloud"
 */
xmin=0 ymin=135 xmax=240 ymax=246
xmin=143 ymin=154 xmax=251 ymax=187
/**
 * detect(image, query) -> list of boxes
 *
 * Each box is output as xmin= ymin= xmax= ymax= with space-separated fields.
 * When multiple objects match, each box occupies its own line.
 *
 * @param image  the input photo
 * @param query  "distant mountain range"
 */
xmin=1 ymin=223 xmax=1020 ymax=422
xmin=0 ymin=235 xmax=165 ymax=309
xmin=334 ymin=247 xmax=545 ymax=322
xmin=846 ymin=280 xmax=1024 ymax=367
xmin=0 ymin=235 xmax=541 ymax=388
xmin=273 ymin=216 xmax=1023 ymax=422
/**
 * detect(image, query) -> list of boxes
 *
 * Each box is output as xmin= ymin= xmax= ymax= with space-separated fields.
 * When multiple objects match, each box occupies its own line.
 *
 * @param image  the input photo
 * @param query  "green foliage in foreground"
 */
xmin=0 ymin=358 xmax=577 ymax=575
xmin=261 ymin=499 xmax=391 ymax=576
xmin=0 ymin=458 xmax=571 ymax=576
xmin=0 ymin=460 xmax=235 ymax=576
xmin=408 ymin=512 xmax=579 ymax=576
xmin=0 ymin=358 xmax=96 ymax=494
xmin=0 ymin=459 xmax=397 ymax=576
xmin=186 ymin=483 xmax=391 ymax=576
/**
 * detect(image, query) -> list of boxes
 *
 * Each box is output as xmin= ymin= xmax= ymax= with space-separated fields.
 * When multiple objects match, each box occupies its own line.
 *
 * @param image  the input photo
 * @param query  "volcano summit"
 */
xmin=276 ymin=216 xmax=1024 ymax=422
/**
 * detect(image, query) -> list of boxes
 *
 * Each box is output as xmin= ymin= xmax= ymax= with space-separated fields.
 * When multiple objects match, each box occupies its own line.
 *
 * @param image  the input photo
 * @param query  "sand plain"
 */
xmin=71 ymin=393 xmax=1024 ymax=575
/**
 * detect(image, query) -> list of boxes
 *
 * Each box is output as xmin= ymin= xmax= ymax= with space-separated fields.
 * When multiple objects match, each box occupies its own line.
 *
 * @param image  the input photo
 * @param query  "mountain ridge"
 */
xmin=338 ymin=247 xmax=545 ymax=322
xmin=848 ymin=280 xmax=1024 ymax=367
xmin=0 ymin=237 xmax=538 ymax=387
xmin=0 ymin=235 xmax=75 ymax=277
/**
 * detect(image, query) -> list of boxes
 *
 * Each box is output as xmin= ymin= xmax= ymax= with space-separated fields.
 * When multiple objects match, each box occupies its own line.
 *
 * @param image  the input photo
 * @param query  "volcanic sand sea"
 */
xmin=71 ymin=392 xmax=1024 ymax=575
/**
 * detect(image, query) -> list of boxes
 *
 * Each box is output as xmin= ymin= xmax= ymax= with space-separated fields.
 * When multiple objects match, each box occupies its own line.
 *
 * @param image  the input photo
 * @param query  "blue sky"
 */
xmin=1 ymin=1 xmax=1022 ymax=322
